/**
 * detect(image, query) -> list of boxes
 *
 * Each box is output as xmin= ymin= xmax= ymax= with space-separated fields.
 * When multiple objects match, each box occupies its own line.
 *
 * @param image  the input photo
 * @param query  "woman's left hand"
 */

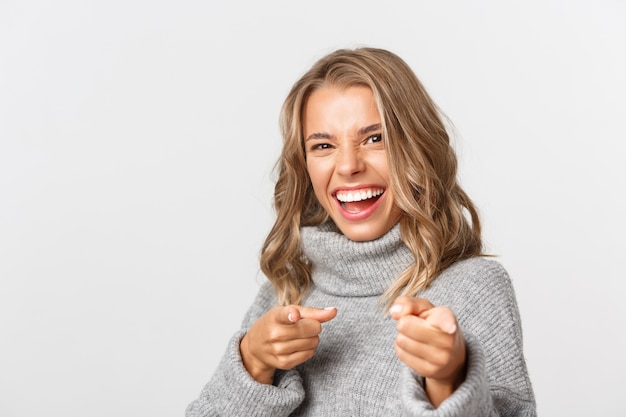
xmin=389 ymin=296 xmax=467 ymax=407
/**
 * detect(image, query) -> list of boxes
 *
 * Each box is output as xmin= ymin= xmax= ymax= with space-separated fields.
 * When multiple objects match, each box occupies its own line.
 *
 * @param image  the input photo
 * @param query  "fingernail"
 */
xmin=444 ymin=323 xmax=457 ymax=334
xmin=288 ymin=313 xmax=295 ymax=322
xmin=324 ymin=307 xmax=336 ymax=311
xmin=389 ymin=304 xmax=402 ymax=315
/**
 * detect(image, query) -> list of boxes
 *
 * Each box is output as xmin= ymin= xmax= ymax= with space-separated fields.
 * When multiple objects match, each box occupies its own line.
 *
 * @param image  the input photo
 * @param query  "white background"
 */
xmin=1 ymin=1 xmax=625 ymax=416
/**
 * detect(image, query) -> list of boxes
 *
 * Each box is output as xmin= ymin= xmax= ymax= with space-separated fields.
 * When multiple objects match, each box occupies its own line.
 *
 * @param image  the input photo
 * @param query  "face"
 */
xmin=303 ymin=85 xmax=401 ymax=241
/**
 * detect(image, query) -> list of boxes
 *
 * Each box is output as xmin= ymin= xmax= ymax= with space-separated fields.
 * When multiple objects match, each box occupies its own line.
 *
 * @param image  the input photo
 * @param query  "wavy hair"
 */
xmin=260 ymin=47 xmax=484 ymax=308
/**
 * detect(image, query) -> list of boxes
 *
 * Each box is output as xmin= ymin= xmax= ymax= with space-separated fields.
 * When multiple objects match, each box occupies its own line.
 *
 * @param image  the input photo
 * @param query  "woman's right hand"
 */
xmin=239 ymin=305 xmax=337 ymax=384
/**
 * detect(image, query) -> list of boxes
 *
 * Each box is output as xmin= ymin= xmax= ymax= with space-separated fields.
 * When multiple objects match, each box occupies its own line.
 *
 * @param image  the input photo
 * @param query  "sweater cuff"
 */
xmin=399 ymin=333 xmax=494 ymax=417
xmin=200 ymin=330 xmax=305 ymax=417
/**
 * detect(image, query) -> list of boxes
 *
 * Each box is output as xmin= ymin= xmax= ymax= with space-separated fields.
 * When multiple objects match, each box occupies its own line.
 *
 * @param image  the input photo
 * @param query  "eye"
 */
xmin=366 ymin=133 xmax=383 ymax=144
xmin=309 ymin=142 xmax=333 ymax=152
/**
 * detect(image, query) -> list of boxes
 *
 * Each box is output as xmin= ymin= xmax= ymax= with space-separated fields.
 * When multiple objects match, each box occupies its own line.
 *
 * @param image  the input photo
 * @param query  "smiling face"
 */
xmin=303 ymin=85 xmax=402 ymax=241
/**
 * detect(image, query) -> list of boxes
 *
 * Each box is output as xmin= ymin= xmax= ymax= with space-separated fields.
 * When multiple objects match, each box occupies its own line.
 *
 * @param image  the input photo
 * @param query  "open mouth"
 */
xmin=335 ymin=188 xmax=384 ymax=213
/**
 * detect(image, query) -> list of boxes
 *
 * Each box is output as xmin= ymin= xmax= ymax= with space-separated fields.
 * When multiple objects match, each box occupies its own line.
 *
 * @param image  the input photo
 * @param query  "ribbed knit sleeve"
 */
xmin=185 ymin=282 xmax=306 ymax=417
xmin=399 ymin=334 xmax=495 ymax=416
xmin=399 ymin=257 xmax=536 ymax=417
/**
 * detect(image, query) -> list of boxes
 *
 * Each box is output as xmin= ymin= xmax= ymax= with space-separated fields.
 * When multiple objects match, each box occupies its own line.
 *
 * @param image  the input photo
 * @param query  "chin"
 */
xmin=336 ymin=222 xmax=396 ymax=242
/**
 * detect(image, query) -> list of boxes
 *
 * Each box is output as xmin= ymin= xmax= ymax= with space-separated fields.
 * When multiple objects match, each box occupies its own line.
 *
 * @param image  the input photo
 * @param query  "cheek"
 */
xmin=306 ymin=160 xmax=328 ymax=190
xmin=306 ymin=161 xmax=335 ymax=210
xmin=372 ymin=154 xmax=391 ymax=178
xmin=305 ymin=159 xmax=316 ymax=186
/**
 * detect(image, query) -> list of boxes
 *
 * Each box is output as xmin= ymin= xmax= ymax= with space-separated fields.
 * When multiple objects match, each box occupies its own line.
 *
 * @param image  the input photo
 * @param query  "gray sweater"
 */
xmin=186 ymin=223 xmax=536 ymax=416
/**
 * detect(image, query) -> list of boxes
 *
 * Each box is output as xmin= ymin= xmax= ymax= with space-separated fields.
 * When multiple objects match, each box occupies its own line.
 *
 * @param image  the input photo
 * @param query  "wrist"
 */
xmin=240 ymin=333 xmax=275 ymax=384
xmin=425 ymin=359 xmax=467 ymax=407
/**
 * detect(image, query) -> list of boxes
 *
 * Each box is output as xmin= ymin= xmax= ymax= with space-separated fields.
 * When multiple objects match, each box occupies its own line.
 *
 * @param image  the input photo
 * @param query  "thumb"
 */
xmin=286 ymin=306 xmax=302 ymax=324
xmin=273 ymin=306 xmax=301 ymax=325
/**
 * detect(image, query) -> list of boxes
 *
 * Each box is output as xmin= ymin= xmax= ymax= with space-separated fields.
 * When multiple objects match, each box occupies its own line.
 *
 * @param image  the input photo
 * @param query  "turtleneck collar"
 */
xmin=300 ymin=222 xmax=414 ymax=297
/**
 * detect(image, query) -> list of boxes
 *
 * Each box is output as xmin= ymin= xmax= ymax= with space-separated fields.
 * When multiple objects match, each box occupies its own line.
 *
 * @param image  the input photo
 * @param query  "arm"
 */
xmin=185 ymin=330 xmax=305 ymax=417
xmin=240 ymin=305 xmax=337 ymax=385
xmin=390 ymin=297 xmax=467 ymax=408
xmin=394 ymin=259 xmax=536 ymax=416
xmin=185 ymin=281 xmax=337 ymax=417
xmin=185 ymin=282 xmax=303 ymax=417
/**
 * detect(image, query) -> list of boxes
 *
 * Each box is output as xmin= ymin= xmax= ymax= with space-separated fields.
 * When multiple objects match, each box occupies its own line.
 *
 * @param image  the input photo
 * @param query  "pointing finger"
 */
xmin=277 ymin=306 xmax=337 ymax=325
xmin=389 ymin=297 xmax=435 ymax=320
xmin=298 ymin=306 xmax=338 ymax=323
xmin=420 ymin=306 xmax=458 ymax=335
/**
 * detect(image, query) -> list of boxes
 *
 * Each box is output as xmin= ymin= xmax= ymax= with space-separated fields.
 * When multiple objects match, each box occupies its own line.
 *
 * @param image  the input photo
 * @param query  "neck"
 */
xmin=300 ymin=222 xmax=413 ymax=297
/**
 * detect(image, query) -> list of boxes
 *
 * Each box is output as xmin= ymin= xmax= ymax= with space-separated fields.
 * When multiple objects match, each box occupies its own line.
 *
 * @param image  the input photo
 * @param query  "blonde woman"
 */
xmin=187 ymin=47 xmax=536 ymax=416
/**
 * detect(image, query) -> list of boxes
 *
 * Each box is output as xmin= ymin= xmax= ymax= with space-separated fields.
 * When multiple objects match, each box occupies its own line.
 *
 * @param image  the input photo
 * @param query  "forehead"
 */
xmin=302 ymin=86 xmax=380 ymax=134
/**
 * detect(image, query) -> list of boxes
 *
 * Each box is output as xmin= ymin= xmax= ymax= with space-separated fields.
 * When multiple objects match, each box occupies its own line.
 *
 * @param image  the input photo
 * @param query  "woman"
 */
xmin=187 ymin=47 xmax=536 ymax=416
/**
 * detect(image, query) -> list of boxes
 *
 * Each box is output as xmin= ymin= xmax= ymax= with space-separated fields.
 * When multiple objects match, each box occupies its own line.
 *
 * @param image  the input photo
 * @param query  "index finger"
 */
xmin=299 ymin=306 xmax=338 ymax=323
xmin=274 ymin=305 xmax=338 ymax=325
xmin=389 ymin=297 xmax=435 ymax=320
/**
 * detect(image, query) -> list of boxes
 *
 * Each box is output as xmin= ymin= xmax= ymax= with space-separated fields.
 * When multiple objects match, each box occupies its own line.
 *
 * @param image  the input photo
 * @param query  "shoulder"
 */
xmin=441 ymin=256 xmax=511 ymax=287
xmin=240 ymin=279 xmax=277 ymax=329
xmin=423 ymin=257 xmax=518 ymax=314
xmin=254 ymin=279 xmax=278 ymax=306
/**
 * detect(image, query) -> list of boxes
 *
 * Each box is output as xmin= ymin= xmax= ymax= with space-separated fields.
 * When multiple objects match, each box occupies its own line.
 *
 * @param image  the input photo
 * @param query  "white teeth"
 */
xmin=336 ymin=188 xmax=383 ymax=203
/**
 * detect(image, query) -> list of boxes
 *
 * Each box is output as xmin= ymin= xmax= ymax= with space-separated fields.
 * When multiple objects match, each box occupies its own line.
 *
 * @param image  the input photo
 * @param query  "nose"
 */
xmin=335 ymin=146 xmax=364 ymax=177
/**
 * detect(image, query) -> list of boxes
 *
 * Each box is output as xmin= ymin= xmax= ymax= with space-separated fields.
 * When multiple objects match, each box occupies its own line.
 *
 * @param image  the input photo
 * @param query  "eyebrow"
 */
xmin=304 ymin=132 xmax=332 ymax=142
xmin=304 ymin=123 xmax=382 ymax=142
xmin=358 ymin=123 xmax=382 ymax=136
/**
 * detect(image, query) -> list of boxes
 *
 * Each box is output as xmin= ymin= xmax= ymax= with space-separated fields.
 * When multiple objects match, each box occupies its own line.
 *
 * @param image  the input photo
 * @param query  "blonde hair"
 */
xmin=260 ymin=47 xmax=483 ymax=308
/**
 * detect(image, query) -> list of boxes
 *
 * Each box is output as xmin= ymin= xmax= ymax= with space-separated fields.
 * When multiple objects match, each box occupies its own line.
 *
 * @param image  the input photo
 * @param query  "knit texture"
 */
xmin=186 ymin=224 xmax=536 ymax=416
